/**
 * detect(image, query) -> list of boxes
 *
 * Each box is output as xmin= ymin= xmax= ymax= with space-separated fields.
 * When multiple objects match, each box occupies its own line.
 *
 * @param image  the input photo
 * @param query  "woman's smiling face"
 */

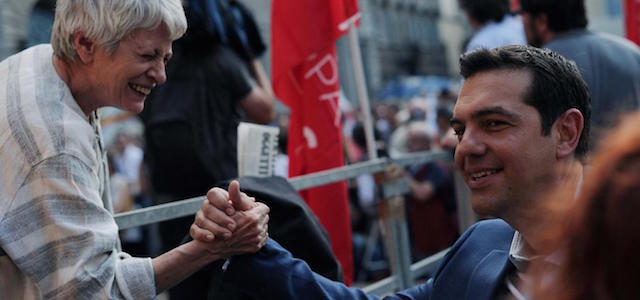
xmin=88 ymin=24 xmax=173 ymax=113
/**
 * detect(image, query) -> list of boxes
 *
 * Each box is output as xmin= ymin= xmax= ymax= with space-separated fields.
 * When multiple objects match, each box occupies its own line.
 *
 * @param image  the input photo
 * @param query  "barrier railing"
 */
xmin=114 ymin=150 xmax=472 ymax=296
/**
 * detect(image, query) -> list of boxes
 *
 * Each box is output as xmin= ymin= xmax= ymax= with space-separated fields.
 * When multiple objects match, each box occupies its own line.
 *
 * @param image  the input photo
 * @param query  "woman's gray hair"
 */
xmin=51 ymin=0 xmax=187 ymax=62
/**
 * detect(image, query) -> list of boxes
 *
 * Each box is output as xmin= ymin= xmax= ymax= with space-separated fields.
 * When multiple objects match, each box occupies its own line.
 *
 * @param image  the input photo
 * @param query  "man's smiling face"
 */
xmin=451 ymin=69 xmax=558 ymax=219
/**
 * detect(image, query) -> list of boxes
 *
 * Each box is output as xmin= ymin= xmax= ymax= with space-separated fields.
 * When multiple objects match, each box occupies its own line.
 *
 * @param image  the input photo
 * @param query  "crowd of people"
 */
xmin=0 ymin=0 xmax=639 ymax=299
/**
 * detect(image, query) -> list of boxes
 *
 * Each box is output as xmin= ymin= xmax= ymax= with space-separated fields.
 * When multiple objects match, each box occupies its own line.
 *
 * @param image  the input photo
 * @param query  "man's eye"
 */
xmin=484 ymin=120 xmax=508 ymax=129
xmin=453 ymin=127 xmax=465 ymax=139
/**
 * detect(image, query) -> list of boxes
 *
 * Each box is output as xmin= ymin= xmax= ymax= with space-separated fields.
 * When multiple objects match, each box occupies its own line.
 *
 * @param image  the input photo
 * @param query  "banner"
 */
xmin=626 ymin=0 xmax=640 ymax=45
xmin=271 ymin=0 xmax=359 ymax=285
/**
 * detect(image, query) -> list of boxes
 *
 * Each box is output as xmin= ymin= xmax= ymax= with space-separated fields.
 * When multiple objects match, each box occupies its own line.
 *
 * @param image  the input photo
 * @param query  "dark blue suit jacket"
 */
xmin=223 ymin=219 xmax=515 ymax=300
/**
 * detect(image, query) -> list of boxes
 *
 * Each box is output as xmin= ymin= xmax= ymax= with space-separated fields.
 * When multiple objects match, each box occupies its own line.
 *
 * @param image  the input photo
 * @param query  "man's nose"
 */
xmin=454 ymin=129 xmax=487 ymax=160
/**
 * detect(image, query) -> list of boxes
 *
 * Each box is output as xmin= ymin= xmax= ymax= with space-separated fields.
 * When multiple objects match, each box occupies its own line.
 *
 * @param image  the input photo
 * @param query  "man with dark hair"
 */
xmin=519 ymin=0 xmax=640 ymax=131
xmin=459 ymin=0 xmax=526 ymax=51
xmin=193 ymin=45 xmax=590 ymax=299
xmin=457 ymin=44 xmax=591 ymax=159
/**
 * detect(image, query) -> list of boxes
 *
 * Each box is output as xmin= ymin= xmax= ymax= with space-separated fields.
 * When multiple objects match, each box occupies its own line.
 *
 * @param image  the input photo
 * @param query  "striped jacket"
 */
xmin=0 ymin=45 xmax=155 ymax=299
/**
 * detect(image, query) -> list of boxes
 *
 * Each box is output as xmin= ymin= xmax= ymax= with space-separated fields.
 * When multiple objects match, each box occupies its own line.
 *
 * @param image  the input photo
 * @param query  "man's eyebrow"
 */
xmin=450 ymin=106 xmax=520 ymax=127
xmin=471 ymin=106 xmax=521 ymax=121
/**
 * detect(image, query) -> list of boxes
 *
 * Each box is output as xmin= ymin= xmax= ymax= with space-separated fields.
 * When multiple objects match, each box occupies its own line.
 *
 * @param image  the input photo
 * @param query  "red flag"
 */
xmin=271 ymin=0 xmax=359 ymax=285
xmin=626 ymin=0 xmax=640 ymax=45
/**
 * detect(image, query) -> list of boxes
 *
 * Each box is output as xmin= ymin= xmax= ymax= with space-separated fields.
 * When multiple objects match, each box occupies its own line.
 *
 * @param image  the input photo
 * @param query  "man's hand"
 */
xmin=190 ymin=180 xmax=270 ymax=257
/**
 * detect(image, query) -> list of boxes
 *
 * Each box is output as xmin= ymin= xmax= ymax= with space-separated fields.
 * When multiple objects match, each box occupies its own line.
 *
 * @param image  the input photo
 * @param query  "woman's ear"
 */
xmin=73 ymin=32 xmax=96 ymax=64
xmin=554 ymin=108 xmax=584 ymax=159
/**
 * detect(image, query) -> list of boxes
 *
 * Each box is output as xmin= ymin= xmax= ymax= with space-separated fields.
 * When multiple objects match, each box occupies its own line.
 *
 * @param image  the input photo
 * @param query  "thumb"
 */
xmin=229 ymin=180 xmax=253 ymax=211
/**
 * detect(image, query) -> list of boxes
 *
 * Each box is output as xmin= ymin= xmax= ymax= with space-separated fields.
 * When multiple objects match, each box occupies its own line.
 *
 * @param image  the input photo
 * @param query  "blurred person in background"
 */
xmin=436 ymin=89 xmax=460 ymax=151
xmin=436 ymin=87 xmax=457 ymax=112
xmin=374 ymin=102 xmax=399 ymax=146
xmin=388 ymin=100 xmax=428 ymax=158
xmin=109 ymin=129 xmax=157 ymax=258
xmin=459 ymin=0 xmax=526 ymax=52
xmin=0 ymin=1 xmax=269 ymax=298
xmin=519 ymin=0 xmax=640 ymax=134
xmin=349 ymin=123 xmax=389 ymax=282
xmin=404 ymin=122 xmax=458 ymax=260
xmin=350 ymin=123 xmax=387 ymax=230
xmin=526 ymin=111 xmax=640 ymax=300
xmin=107 ymin=153 xmax=146 ymax=257
xmin=141 ymin=0 xmax=275 ymax=251
xmin=25 ymin=0 xmax=56 ymax=47
xmin=436 ymin=106 xmax=453 ymax=143
xmin=139 ymin=0 xmax=275 ymax=298
xmin=108 ymin=153 xmax=134 ymax=215
xmin=111 ymin=131 xmax=144 ymax=196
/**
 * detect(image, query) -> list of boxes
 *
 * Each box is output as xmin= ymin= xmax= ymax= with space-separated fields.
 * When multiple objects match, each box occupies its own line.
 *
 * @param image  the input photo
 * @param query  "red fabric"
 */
xmin=271 ymin=0 xmax=359 ymax=285
xmin=626 ymin=0 xmax=640 ymax=45
xmin=510 ymin=0 xmax=520 ymax=12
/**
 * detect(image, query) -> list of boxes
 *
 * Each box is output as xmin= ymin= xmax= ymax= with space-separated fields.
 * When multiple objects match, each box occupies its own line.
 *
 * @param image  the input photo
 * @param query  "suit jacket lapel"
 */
xmin=464 ymin=250 xmax=512 ymax=300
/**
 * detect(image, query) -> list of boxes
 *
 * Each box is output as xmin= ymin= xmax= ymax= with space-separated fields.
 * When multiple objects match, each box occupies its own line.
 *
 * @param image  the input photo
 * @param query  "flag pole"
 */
xmin=346 ymin=17 xmax=413 ymax=288
xmin=347 ymin=20 xmax=378 ymax=160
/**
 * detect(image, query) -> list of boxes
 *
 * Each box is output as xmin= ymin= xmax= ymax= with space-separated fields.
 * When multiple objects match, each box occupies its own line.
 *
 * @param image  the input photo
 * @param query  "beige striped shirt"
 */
xmin=0 ymin=45 xmax=155 ymax=299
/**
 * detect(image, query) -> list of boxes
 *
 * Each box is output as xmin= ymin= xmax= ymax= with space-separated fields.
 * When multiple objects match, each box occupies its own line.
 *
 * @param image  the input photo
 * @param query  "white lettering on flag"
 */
xmin=304 ymin=54 xmax=338 ymax=85
xmin=319 ymin=91 xmax=341 ymax=127
xmin=303 ymin=126 xmax=318 ymax=149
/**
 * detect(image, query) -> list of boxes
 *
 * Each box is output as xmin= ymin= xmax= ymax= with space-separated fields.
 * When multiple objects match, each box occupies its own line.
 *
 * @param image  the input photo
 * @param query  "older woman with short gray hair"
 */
xmin=51 ymin=0 xmax=186 ymax=62
xmin=0 ymin=1 xmax=269 ymax=299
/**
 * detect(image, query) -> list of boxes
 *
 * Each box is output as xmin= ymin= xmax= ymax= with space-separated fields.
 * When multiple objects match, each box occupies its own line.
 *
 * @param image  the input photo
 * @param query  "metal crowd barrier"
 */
xmin=114 ymin=150 xmax=473 ymax=296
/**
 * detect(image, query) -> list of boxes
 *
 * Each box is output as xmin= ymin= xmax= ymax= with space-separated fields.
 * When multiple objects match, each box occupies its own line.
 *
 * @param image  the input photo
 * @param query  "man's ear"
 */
xmin=554 ymin=108 xmax=584 ymax=159
xmin=73 ymin=32 xmax=96 ymax=64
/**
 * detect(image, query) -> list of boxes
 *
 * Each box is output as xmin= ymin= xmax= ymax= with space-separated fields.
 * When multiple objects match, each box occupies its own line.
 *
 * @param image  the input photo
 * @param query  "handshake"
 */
xmin=190 ymin=180 xmax=270 ymax=258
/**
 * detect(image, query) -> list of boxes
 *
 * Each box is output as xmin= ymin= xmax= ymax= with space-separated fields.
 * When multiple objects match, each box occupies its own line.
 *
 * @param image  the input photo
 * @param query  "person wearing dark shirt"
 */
xmin=519 ymin=0 xmax=640 ymax=133
xmin=140 ymin=1 xmax=275 ymax=298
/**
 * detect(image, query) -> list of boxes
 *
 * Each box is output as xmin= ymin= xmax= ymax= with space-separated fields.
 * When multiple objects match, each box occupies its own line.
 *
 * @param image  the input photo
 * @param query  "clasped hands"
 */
xmin=190 ymin=180 xmax=270 ymax=257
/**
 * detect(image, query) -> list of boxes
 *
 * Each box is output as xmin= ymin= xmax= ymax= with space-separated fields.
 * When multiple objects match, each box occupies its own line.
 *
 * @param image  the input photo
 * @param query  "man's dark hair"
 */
xmin=459 ymin=0 xmax=510 ymax=24
xmin=460 ymin=45 xmax=591 ymax=158
xmin=519 ymin=0 xmax=588 ymax=32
